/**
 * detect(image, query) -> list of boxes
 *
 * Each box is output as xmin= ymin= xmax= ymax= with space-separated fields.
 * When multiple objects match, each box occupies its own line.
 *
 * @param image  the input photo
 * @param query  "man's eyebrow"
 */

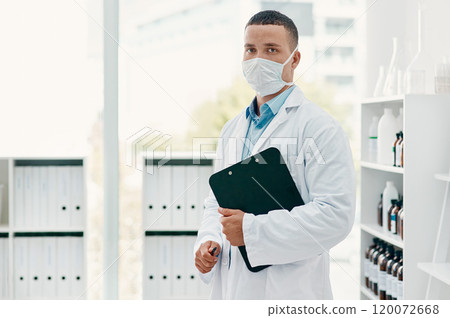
xmin=244 ymin=43 xmax=282 ymax=48
xmin=244 ymin=43 xmax=255 ymax=48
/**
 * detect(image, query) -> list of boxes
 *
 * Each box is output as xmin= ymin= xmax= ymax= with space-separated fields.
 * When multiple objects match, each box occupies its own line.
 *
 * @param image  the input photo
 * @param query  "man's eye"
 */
xmin=268 ymin=48 xmax=277 ymax=53
xmin=246 ymin=48 xmax=256 ymax=53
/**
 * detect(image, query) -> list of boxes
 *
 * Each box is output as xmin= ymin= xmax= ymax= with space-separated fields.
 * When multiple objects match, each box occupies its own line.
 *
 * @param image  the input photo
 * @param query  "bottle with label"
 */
xmin=377 ymin=193 xmax=383 ymax=227
xmin=391 ymin=200 xmax=402 ymax=235
xmin=377 ymin=108 xmax=398 ymax=165
xmin=373 ymin=241 xmax=386 ymax=295
xmin=368 ymin=116 xmax=379 ymax=162
xmin=396 ymin=131 xmax=403 ymax=167
xmin=399 ymin=207 xmax=405 ymax=240
xmin=365 ymin=238 xmax=378 ymax=288
xmin=400 ymin=132 xmax=404 ymax=167
xmin=387 ymin=200 xmax=397 ymax=232
xmin=369 ymin=239 xmax=381 ymax=291
xmin=383 ymin=181 xmax=399 ymax=232
xmin=393 ymin=133 xmax=400 ymax=167
xmin=386 ymin=249 xmax=401 ymax=300
xmin=378 ymin=244 xmax=393 ymax=300
xmin=397 ymin=265 xmax=404 ymax=300
xmin=392 ymin=253 xmax=403 ymax=300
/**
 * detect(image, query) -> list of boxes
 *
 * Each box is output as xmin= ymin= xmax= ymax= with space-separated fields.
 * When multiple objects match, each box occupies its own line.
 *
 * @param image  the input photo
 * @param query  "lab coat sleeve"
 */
xmin=242 ymin=119 xmax=356 ymax=266
xmin=193 ymin=124 xmax=229 ymax=283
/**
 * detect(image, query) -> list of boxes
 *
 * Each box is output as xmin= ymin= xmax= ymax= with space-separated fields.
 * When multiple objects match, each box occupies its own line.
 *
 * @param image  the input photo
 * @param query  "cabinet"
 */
xmin=359 ymin=95 xmax=450 ymax=299
xmin=0 ymin=157 xmax=87 ymax=299
xmin=142 ymin=152 xmax=214 ymax=299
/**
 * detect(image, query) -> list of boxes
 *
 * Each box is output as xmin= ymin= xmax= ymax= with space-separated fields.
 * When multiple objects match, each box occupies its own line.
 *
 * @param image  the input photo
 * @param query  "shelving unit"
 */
xmin=359 ymin=95 xmax=450 ymax=300
xmin=142 ymin=152 xmax=215 ymax=299
xmin=0 ymin=156 xmax=87 ymax=300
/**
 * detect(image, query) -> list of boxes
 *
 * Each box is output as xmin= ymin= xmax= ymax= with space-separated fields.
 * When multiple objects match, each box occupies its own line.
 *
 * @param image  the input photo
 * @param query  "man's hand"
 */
xmin=219 ymin=207 xmax=245 ymax=246
xmin=195 ymin=240 xmax=221 ymax=274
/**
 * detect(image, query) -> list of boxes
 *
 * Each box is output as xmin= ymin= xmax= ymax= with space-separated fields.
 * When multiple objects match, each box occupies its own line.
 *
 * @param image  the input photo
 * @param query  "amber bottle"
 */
xmin=378 ymin=244 xmax=393 ymax=300
xmin=398 ymin=207 xmax=405 ymax=240
xmin=391 ymin=200 xmax=402 ymax=235
xmin=365 ymin=238 xmax=377 ymax=288
xmin=377 ymin=193 xmax=383 ymax=227
xmin=373 ymin=241 xmax=386 ymax=295
xmin=368 ymin=238 xmax=381 ymax=290
xmin=387 ymin=200 xmax=397 ymax=232
xmin=386 ymin=249 xmax=401 ymax=300
xmin=391 ymin=253 xmax=403 ymax=300
xmin=397 ymin=265 xmax=404 ymax=300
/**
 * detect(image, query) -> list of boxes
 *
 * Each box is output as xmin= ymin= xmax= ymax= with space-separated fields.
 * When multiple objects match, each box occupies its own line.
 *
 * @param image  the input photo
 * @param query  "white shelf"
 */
xmin=0 ymin=226 xmax=9 ymax=232
xmin=361 ymin=161 xmax=404 ymax=174
xmin=435 ymin=173 xmax=450 ymax=182
xmin=360 ymin=286 xmax=378 ymax=300
xmin=361 ymin=95 xmax=404 ymax=105
xmin=360 ymin=223 xmax=404 ymax=249
xmin=418 ymin=263 xmax=450 ymax=286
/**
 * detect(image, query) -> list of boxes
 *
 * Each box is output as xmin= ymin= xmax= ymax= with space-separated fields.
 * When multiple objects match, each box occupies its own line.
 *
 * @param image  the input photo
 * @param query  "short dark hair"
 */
xmin=245 ymin=10 xmax=298 ymax=50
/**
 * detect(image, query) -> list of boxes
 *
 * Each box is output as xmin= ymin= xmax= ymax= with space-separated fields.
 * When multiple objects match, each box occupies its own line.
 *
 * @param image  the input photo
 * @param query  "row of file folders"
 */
xmin=143 ymin=234 xmax=211 ymax=299
xmin=14 ymin=165 xmax=84 ymax=229
xmin=143 ymin=164 xmax=213 ymax=230
xmin=0 ymin=234 xmax=84 ymax=300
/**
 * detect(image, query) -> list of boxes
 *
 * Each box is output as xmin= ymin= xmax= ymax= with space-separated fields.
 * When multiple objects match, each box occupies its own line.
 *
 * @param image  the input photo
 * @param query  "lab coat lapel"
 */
xmin=251 ymin=86 xmax=304 ymax=156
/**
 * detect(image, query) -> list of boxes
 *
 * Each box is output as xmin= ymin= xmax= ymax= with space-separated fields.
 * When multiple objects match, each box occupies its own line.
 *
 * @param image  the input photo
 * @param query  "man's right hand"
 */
xmin=195 ymin=240 xmax=221 ymax=274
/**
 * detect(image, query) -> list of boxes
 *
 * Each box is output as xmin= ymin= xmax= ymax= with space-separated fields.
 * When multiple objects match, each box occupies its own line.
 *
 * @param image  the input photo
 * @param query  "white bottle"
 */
xmin=397 ymin=108 xmax=403 ymax=132
xmin=383 ymin=181 xmax=399 ymax=232
xmin=377 ymin=108 xmax=398 ymax=165
xmin=368 ymin=116 xmax=379 ymax=162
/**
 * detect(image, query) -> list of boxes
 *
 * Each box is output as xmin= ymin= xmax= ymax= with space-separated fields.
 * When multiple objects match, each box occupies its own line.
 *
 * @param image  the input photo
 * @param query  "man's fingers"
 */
xmin=218 ymin=207 xmax=238 ymax=216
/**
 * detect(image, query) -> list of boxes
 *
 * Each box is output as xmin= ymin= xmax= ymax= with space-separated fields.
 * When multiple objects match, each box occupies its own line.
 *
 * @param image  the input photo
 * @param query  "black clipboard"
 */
xmin=208 ymin=147 xmax=304 ymax=272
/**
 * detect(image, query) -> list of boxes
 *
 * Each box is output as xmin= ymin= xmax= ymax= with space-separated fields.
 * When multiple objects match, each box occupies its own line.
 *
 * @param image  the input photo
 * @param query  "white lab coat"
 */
xmin=194 ymin=85 xmax=356 ymax=299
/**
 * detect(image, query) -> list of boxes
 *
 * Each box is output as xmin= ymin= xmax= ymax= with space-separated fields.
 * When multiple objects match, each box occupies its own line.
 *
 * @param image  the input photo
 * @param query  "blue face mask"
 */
xmin=242 ymin=46 xmax=298 ymax=97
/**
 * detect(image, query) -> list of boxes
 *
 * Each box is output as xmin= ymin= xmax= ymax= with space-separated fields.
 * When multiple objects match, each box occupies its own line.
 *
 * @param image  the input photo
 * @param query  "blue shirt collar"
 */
xmin=245 ymin=85 xmax=295 ymax=119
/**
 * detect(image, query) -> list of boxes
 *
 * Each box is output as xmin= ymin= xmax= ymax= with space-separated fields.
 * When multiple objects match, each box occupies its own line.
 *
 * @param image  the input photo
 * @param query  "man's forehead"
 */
xmin=244 ymin=24 xmax=289 ymax=46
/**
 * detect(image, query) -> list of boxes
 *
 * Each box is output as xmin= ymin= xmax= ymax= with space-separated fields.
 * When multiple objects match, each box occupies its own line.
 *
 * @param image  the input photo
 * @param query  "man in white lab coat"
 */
xmin=194 ymin=10 xmax=356 ymax=299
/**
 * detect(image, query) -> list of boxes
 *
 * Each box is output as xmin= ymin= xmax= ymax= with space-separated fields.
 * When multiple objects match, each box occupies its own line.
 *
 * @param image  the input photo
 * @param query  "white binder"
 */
xmin=143 ymin=235 xmax=159 ymax=299
xmin=31 ymin=168 xmax=41 ymax=228
xmin=47 ymin=167 xmax=58 ymax=228
xmin=39 ymin=167 xmax=49 ymax=228
xmin=156 ymin=166 xmax=172 ymax=229
xmin=0 ymin=238 xmax=7 ymax=299
xmin=14 ymin=237 xmax=29 ymax=299
xmin=185 ymin=166 xmax=200 ymax=229
xmin=197 ymin=166 xmax=213 ymax=225
xmin=143 ymin=169 xmax=159 ymax=230
xmin=70 ymin=166 xmax=84 ymax=228
xmin=28 ymin=237 xmax=43 ymax=298
xmin=42 ymin=236 xmax=57 ymax=298
xmin=70 ymin=236 xmax=84 ymax=299
xmin=158 ymin=236 xmax=171 ymax=298
xmin=23 ymin=167 xmax=33 ymax=228
xmin=56 ymin=167 xmax=71 ymax=228
xmin=185 ymin=236 xmax=199 ymax=297
xmin=171 ymin=166 xmax=186 ymax=229
xmin=56 ymin=236 xmax=70 ymax=299
xmin=14 ymin=167 xmax=25 ymax=228
xmin=171 ymin=236 xmax=186 ymax=298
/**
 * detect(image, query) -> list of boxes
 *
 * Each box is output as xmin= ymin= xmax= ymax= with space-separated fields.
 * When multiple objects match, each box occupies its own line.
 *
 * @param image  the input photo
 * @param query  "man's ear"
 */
xmin=292 ymin=51 xmax=301 ymax=70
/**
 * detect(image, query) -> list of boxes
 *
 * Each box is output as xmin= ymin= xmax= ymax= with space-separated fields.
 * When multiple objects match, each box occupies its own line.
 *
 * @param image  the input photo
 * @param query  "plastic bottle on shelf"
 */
xmin=399 ymin=207 xmax=405 ymax=240
xmin=400 ymin=132 xmax=405 ymax=167
xmin=393 ymin=133 xmax=400 ymax=167
xmin=392 ymin=253 xmax=403 ymax=300
xmin=382 ymin=181 xmax=399 ymax=232
xmin=391 ymin=200 xmax=402 ymax=235
xmin=395 ymin=131 xmax=403 ymax=167
xmin=397 ymin=108 xmax=403 ymax=131
xmin=373 ymin=241 xmax=386 ymax=296
xmin=368 ymin=116 xmax=379 ymax=162
xmin=369 ymin=239 xmax=381 ymax=291
xmin=365 ymin=238 xmax=378 ymax=288
xmin=397 ymin=265 xmax=404 ymax=300
xmin=387 ymin=199 xmax=398 ymax=232
xmin=377 ymin=193 xmax=383 ymax=227
xmin=386 ymin=249 xmax=401 ymax=300
xmin=377 ymin=108 xmax=398 ymax=165
xmin=378 ymin=244 xmax=393 ymax=300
